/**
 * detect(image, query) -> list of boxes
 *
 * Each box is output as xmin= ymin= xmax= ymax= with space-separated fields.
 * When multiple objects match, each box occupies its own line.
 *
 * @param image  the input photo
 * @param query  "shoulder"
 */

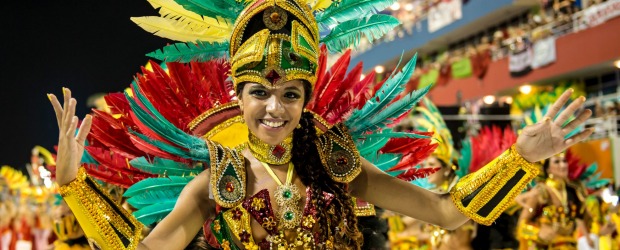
xmin=315 ymin=123 xmax=362 ymax=183
xmin=204 ymin=140 xmax=247 ymax=208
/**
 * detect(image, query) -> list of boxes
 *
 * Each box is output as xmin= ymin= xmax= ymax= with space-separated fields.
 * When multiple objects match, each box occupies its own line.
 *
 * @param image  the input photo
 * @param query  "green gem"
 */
xmin=283 ymin=190 xmax=292 ymax=199
xmin=284 ymin=211 xmax=294 ymax=221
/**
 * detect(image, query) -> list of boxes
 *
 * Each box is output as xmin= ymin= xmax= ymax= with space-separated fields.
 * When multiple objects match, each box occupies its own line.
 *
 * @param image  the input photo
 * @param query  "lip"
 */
xmin=259 ymin=119 xmax=288 ymax=130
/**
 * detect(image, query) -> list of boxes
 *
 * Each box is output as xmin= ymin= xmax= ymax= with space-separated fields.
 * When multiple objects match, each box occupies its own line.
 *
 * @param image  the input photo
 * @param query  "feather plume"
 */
xmin=124 ymin=176 xmax=194 ymax=197
xmin=308 ymin=50 xmax=351 ymax=111
xmin=398 ymin=167 xmax=440 ymax=182
xmin=321 ymin=14 xmax=400 ymax=54
xmin=347 ymin=54 xmax=419 ymax=133
xmin=131 ymin=16 xmax=229 ymax=43
xmin=133 ymin=201 xmax=177 ymax=226
xmin=147 ymin=41 xmax=229 ymax=62
xmin=126 ymin=189 xmax=179 ymax=209
xmin=130 ymin=157 xmax=202 ymax=176
xmin=172 ymin=0 xmax=244 ymax=22
xmin=147 ymin=0 xmax=224 ymax=30
xmin=312 ymin=0 xmax=333 ymax=11
xmin=316 ymin=0 xmax=396 ymax=28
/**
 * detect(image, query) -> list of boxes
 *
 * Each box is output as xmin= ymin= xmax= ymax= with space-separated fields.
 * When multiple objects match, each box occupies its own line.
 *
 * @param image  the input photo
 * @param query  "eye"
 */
xmin=284 ymin=91 xmax=301 ymax=99
xmin=250 ymin=89 xmax=268 ymax=98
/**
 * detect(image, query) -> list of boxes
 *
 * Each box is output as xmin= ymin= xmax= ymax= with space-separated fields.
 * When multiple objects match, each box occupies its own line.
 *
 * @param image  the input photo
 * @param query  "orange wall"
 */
xmin=429 ymin=17 xmax=620 ymax=105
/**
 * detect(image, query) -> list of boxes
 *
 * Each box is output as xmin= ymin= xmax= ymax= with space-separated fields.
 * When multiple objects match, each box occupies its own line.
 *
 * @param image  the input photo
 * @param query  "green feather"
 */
xmin=456 ymin=138 xmax=472 ymax=178
xmin=126 ymin=189 xmax=180 ymax=209
xmin=124 ymin=176 xmax=194 ymax=197
xmin=355 ymin=131 xmax=430 ymax=140
xmin=147 ymin=41 xmax=229 ymax=62
xmin=368 ymin=153 xmax=401 ymax=171
xmin=357 ymin=136 xmax=391 ymax=156
xmin=321 ymin=14 xmax=400 ymax=54
xmin=133 ymin=201 xmax=176 ymax=226
xmin=316 ymin=0 xmax=396 ymax=28
xmin=172 ymin=0 xmax=243 ymax=21
xmin=130 ymin=157 xmax=202 ymax=176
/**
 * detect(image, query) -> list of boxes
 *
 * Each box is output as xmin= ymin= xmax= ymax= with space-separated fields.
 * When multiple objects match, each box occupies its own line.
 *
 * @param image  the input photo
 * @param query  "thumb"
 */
xmin=522 ymin=117 xmax=551 ymax=136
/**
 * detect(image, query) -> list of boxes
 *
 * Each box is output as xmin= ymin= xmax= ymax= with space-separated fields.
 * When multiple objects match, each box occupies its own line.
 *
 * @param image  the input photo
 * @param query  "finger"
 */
xmin=544 ymin=89 xmax=573 ymax=120
xmin=61 ymin=99 xmax=76 ymax=135
xmin=65 ymin=116 xmax=79 ymax=138
xmin=61 ymin=88 xmax=73 ymax=127
xmin=76 ymin=114 xmax=92 ymax=145
xmin=48 ymin=94 xmax=63 ymax=128
xmin=563 ymin=128 xmax=594 ymax=148
xmin=562 ymin=109 xmax=592 ymax=134
xmin=555 ymin=96 xmax=586 ymax=126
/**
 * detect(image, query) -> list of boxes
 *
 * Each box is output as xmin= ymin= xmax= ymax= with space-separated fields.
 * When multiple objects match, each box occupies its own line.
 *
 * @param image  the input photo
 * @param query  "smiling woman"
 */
xmin=46 ymin=0 xmax=594 ymax=249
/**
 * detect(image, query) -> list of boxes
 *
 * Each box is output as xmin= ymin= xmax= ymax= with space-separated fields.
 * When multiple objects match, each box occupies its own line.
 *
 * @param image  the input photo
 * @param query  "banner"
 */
xmin=531 ymin=37 xmax=556 ymax=69
xmin=451 ymin=57 xmax=473 ymax=79
xmin=575 ymin=0 xmax=620 ymax=30
xmin=419 ymin=68 xmax=439 ymax=90
xmin=509 ymin=44 xmax=533 ymax=77
xmin=428 ymin=0 xmax=462 ymax=33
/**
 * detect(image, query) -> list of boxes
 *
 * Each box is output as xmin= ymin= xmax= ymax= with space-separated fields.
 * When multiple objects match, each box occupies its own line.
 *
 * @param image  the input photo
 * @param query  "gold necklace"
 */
xmin=248 ymin=132 xmax=293 ymax=165
xmin=546 ymin=178 xmax=568 ymax=208
xmin=259 ymin=161 xmax=301 ymax=230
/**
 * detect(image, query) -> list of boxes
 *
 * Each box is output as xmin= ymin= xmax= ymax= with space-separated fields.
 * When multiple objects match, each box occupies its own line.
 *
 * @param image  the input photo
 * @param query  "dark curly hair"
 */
xmin=237 ymin=81 xmax=362 ymax=249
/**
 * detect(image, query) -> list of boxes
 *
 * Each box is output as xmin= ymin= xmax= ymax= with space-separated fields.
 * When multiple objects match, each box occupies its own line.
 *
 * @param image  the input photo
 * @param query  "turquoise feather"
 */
xmin=133 ymin=201 xmax=176 ymax=225
xmin=316 ymin=0 xmax=396 ymax=28
xmin=125 ymin=84 xmax=210 ymax=161
xmin=321 ymin=14 xmax=400 ymax=54
xmin=172 ymin=0 xmax=243 ymax=21
xmin=456 ymin=138 xmax=472 ymax=178
xmin=355 ymin=131 xmax=430 ymax=140
xmin=347 ymin=53 xmax=418 ymax=133
xmin=361 ymin=84 xmax=431 ymax=133
xmin=411 ymin=176 xmax=435 ymax=190
xmin=147 ymin=41 xmax=229 ymax=62
xmin=124 ymin=176 xmax=194 ymax=197
xmin=356 ymin=136 xmax=391 ymax=156
xmin=368 ymin=153 xmax=402 ymax=171
xmin=130 ymin=157 xmax=202 ymax=176
xmin=126 ymin=189 xmax=180 ymax=209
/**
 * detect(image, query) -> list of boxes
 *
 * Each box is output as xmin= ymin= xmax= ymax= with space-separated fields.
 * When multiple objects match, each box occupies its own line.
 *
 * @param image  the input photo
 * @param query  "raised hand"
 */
xmin=515 ymin=89 xmax=593 ymax=163
xmin=48 ymin=88 xmax=92 ymax=186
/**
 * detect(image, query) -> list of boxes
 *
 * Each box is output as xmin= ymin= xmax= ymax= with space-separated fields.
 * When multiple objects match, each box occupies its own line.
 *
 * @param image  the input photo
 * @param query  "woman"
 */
xmin=47 ymin=0 xmax=592 ymax=249
xmin=518 ymin=154 xmax=591 ymax=249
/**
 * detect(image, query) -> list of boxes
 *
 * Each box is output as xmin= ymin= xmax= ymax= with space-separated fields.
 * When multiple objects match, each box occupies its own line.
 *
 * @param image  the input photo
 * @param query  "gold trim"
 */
xmin=188 ymin=102 xmax=240 ymax=131
xmin=315 ymin=124 xmax=362 ymax=183
xmin=450 ymin=145 xmax=539 ymax=225
xmin=207 ymin=141 xmax=247 ymax=208
xmin=60 ymin=167 xmax=142 ymax=250
xmin=248 ymin=131 xmax=293 ymax=165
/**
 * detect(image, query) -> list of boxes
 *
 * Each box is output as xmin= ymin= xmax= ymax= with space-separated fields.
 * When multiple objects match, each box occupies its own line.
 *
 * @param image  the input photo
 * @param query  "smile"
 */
xmin=260 ymin=119 xmax=287 ymax=128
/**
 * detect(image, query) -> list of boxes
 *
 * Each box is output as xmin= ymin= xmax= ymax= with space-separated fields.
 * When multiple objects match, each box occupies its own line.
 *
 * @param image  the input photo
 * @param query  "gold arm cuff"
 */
xmin=60 ymin=167 xmax=143 ymax=250
xmin=450 ymin=145 xmax=539 ymax=225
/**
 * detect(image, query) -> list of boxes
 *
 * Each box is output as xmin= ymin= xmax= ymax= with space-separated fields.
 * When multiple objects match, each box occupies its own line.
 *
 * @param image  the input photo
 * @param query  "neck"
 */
xmin=247 ymin=131 xmax=293 ymax=165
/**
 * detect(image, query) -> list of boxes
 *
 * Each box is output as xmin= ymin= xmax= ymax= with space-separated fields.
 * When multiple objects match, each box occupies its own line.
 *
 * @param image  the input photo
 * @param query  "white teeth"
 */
xmin=262 ymin=120 xmax=285 ymax=128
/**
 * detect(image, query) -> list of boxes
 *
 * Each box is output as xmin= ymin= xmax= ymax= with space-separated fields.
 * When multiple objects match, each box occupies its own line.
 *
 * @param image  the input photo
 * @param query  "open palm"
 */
xmin=48 ymin=88 xmax=92 ymax=186
xmin=515 ymin=89 xmax=592 ymax=163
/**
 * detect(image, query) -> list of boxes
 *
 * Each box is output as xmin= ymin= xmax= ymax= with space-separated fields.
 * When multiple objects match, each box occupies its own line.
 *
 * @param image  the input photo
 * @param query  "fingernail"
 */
xmin=580 ymin=96 xmax=586 ymax=102
xmin=47 ymin=94 xmax=52 ymax=101
xmin=85 ymin=114 xmax=92 ymax=119
xmin=62 ymin=87 xmax=67 ymax=96
xmin=568 ymin=88 xmax=574 ymax=93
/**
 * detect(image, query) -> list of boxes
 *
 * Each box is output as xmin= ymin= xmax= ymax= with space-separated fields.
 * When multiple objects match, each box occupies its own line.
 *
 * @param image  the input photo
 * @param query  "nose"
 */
xmin=265 ymin=95 xmax=284 ymax=116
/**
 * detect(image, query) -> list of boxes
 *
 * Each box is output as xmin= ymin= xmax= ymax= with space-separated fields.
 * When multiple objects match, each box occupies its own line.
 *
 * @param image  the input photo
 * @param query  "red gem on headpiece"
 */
xmin=272 ymin=145 xmax=286 ymax=159
xmin=265 ymin=69 xmax=281 ymax=84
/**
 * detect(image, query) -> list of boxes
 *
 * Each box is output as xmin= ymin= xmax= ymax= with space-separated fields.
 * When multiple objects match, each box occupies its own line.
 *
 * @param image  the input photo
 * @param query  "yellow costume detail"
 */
xmin=450 ymin=145 xmax=539 ymax=225
xmin=59 ymin=167 xmax=143 ymax=250
xmin=315 ymin=123 xmax=362 ymax=183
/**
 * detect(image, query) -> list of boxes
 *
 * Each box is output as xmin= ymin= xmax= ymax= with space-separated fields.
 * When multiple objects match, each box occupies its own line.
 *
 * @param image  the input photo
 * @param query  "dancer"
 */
xmin=48 ymin=0 xmax=592 ymax=249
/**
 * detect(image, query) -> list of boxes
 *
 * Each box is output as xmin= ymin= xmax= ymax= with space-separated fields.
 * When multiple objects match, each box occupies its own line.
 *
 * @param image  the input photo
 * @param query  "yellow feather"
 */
xmin=34 ymin=145 xmax=56 ymax=166
xmin=312 ymin=0 xmax=333 ymax=11
xmin=146 ymin=0 xmax=219 ymax=30
xmin=131 ymin=16 xmax=229 ymax=43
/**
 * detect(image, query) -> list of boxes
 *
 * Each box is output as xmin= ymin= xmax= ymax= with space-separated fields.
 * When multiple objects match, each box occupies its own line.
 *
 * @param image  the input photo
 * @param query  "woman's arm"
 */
xmin=140 ymin=170 xmax=215 ymax=250
xmin=349 ymin=158 xmax=468 ymax=230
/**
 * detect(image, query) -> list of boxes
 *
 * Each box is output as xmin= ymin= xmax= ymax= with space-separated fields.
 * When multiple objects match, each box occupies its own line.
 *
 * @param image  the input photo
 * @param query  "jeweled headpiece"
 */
xmin=229 ymin=0 xmax=319 ymax=89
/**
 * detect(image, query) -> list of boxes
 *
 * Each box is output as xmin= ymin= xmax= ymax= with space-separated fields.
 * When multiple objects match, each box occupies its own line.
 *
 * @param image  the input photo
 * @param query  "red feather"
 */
xmin=566 ymin=149 xmax=586 ymax=180
xmin=308 ymin=50 xmax=351 ymax=111
xmin=469 ymin=126 xmax=517 ymax=173
xmin=397 ymin=167 xmax=440 ymax=182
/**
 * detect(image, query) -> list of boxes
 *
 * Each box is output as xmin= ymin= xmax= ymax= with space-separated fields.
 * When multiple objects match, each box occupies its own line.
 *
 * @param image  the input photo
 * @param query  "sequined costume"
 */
xmin=57 ymin=0 xmax=541 ymax=249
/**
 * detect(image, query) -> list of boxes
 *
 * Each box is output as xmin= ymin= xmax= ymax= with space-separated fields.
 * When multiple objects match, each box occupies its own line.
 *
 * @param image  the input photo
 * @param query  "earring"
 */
xmin=296 ymin=123 xmax=301 ymax=129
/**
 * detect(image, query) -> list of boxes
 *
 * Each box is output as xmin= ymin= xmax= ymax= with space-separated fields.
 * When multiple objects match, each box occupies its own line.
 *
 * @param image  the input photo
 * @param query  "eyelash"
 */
xmin=249 ymin=90 xmax=300 ymax=100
